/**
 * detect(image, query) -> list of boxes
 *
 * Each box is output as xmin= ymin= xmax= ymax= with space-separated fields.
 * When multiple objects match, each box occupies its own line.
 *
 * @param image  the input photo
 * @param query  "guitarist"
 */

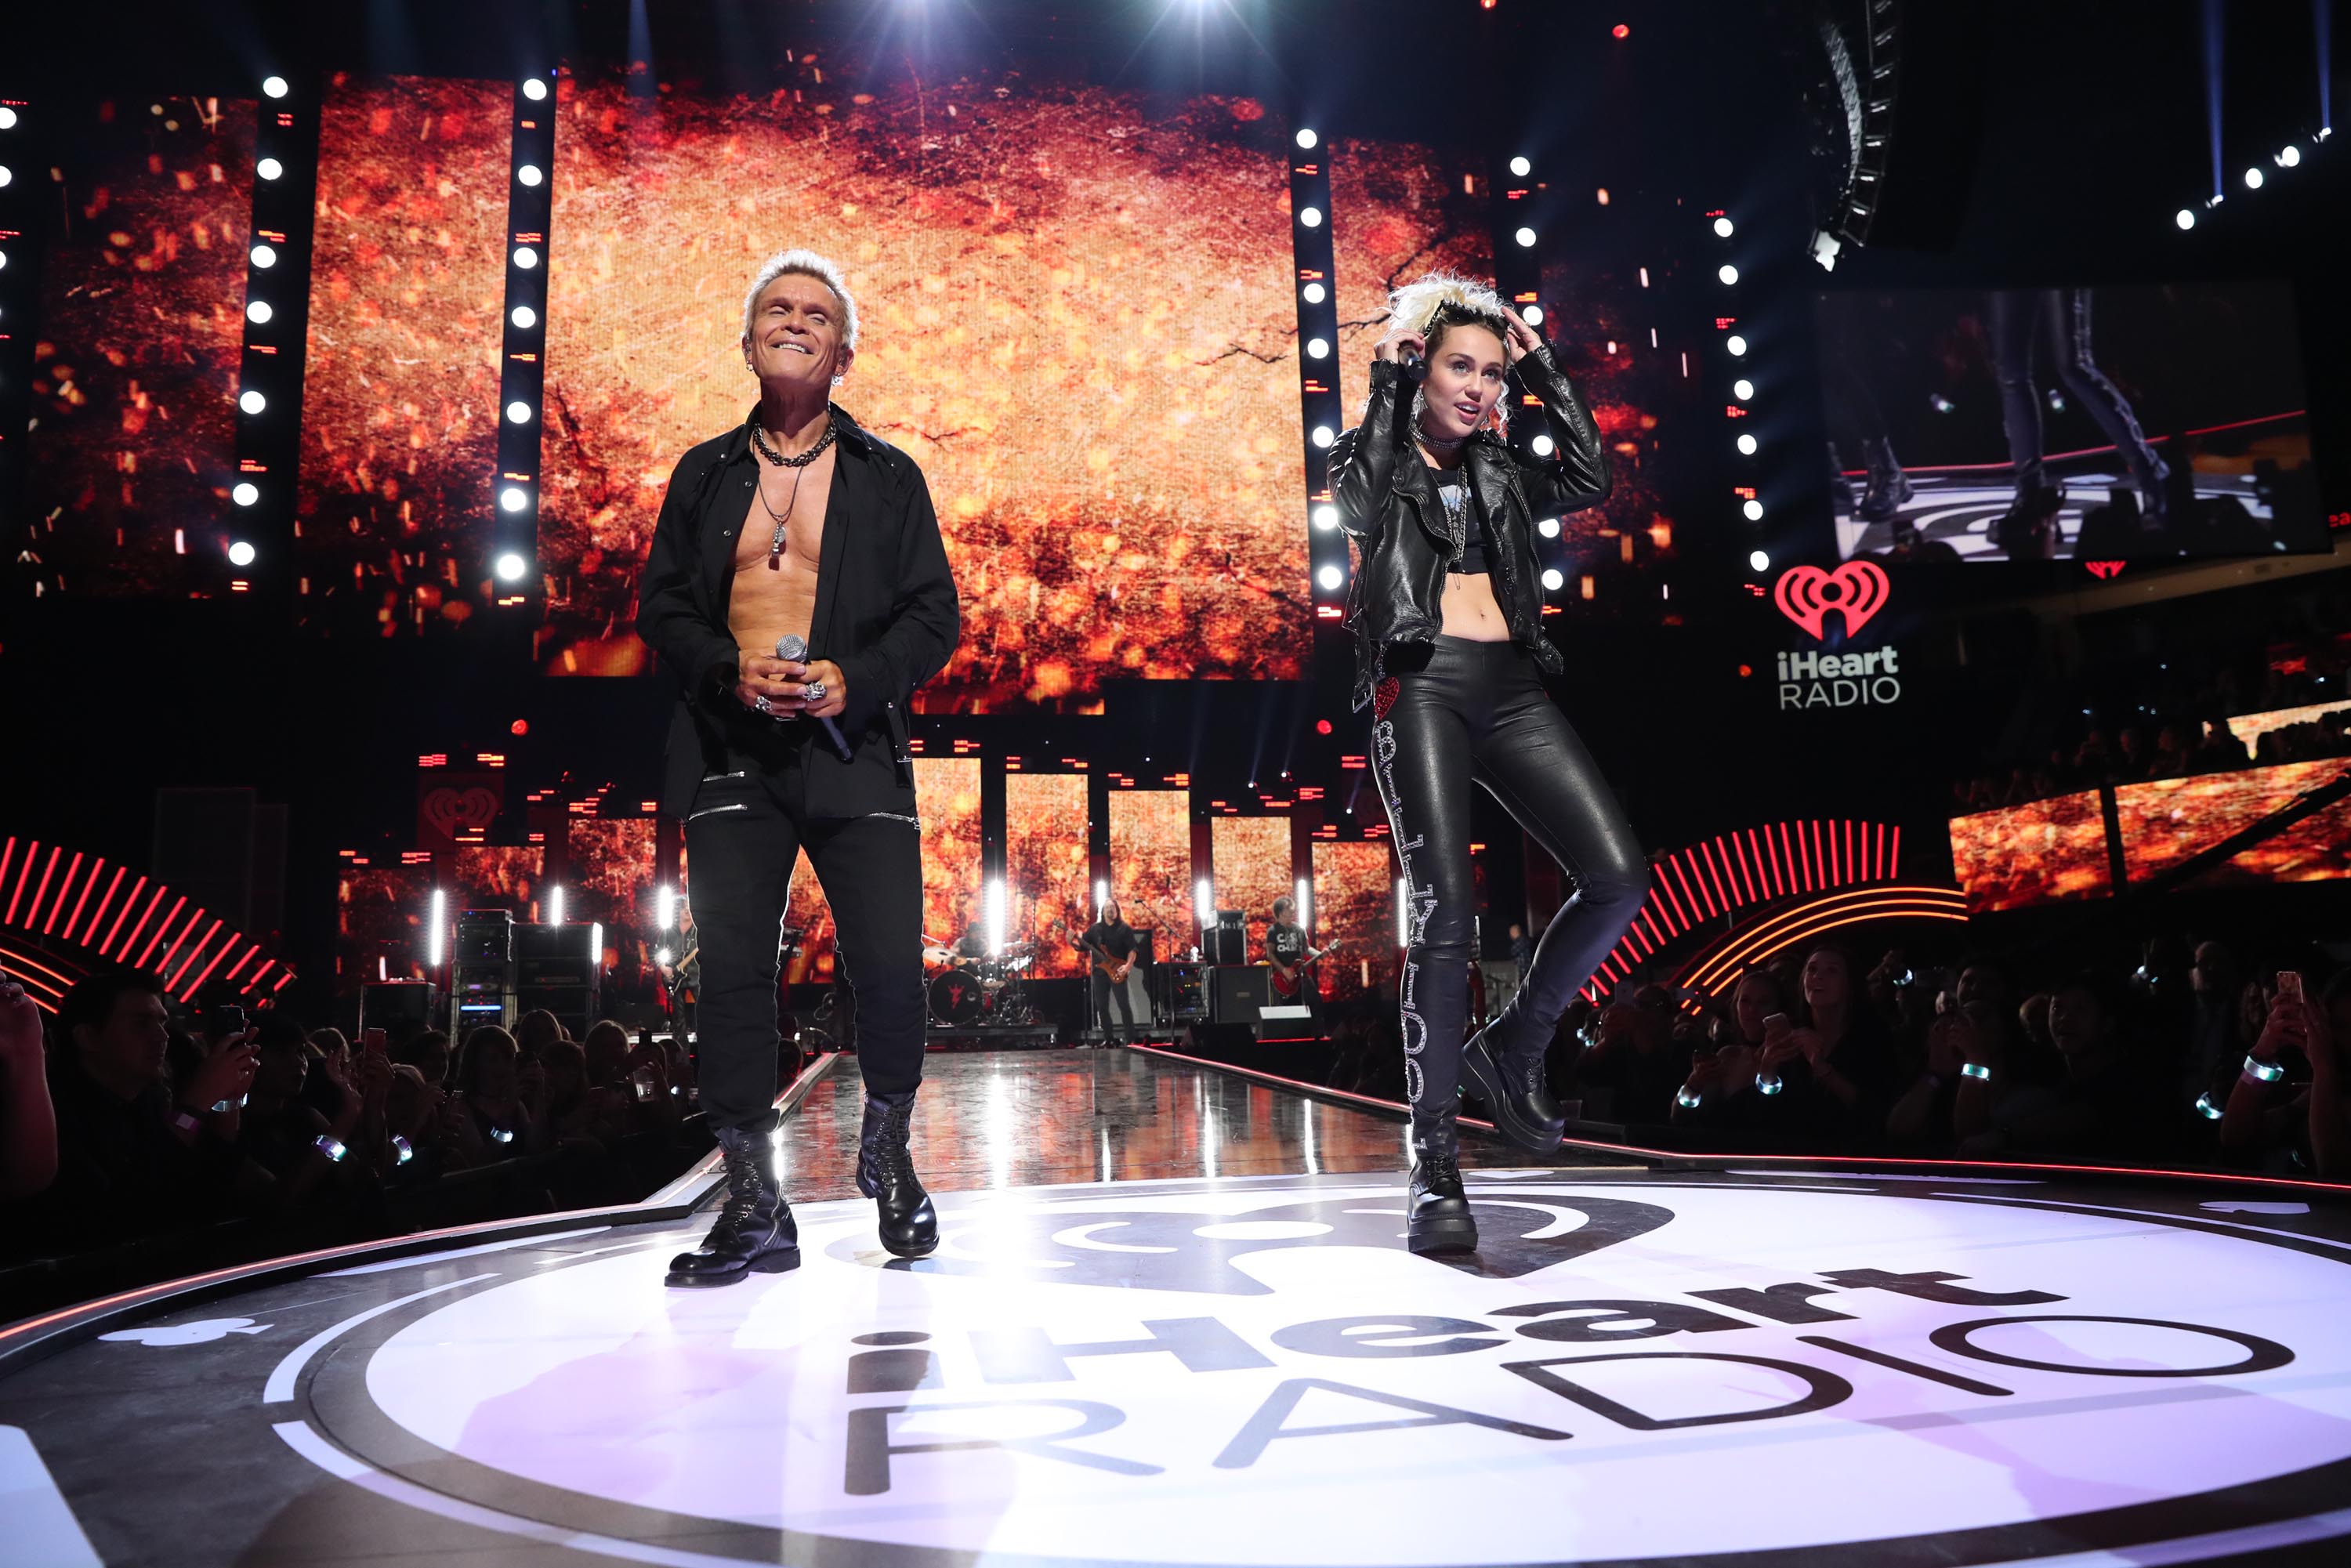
xmin=663 ymin=899 xmax=703 ymax=1045
xmin=1082 ymin=899 xmax=1142 ymax=1044
xmin=1264 ymin=896 xmax=1331 ymax=1002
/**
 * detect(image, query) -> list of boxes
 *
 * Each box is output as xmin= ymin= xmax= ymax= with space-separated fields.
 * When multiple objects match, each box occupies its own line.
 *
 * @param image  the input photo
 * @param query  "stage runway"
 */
xmin=6 ymin=1049 xmax=2351 ymax=1568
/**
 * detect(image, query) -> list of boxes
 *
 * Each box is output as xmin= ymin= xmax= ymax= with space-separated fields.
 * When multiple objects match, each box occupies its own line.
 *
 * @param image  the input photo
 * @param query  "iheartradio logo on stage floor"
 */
xmin=1771 ymin=560 xmax=1904 ymax=711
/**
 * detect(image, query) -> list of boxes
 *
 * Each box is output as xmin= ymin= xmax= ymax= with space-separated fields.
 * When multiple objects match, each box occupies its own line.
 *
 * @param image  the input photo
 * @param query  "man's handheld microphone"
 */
xmin=776 ymin=635 xmax=856 ymax=762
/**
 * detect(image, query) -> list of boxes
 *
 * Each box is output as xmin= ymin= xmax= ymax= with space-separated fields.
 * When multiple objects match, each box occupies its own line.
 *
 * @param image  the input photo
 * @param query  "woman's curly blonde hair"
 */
xmin=1386 ymin=271 xmax=1510 ymax=346
xmin=1382 ymin=271 xmax=1514 ymax=436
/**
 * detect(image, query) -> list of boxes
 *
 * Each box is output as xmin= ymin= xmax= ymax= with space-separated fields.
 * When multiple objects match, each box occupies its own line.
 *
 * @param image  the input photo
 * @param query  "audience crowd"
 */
xmin=0 ymin=969 xmax=718 ymax=1311
xmin=1524 ymin=930 xmax=2349 ymax=1176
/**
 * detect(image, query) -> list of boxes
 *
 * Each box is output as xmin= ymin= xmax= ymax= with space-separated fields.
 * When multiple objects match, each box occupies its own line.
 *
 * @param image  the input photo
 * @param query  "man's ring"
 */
xmin=803 ymin=680 xmax=827 ymax=702
xmin=751 ymin=694 xmax=773 ymax=715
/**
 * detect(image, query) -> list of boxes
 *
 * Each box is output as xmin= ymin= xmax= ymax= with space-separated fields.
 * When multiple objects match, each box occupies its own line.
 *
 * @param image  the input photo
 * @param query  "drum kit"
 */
xmin=922 ymin=935 xmax=1043 ymax=1027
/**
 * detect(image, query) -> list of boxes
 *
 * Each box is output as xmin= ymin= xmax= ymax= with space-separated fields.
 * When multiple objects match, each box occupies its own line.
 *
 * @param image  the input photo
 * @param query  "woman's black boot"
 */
xmin=666 ymin=1123 xmax=799 ymax=1287
xmin=1462 ymin=1016 xmax=1566 ymax=1153
xmin=857 ymin=1089 xmax=939 ymax=1258
xmin=1407 ymin=1106 xmax=1477 ymax=1255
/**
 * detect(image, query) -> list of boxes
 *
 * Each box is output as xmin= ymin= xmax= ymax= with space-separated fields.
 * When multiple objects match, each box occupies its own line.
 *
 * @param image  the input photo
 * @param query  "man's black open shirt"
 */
xmin=635 ymin=404 xmax=960 ymax=819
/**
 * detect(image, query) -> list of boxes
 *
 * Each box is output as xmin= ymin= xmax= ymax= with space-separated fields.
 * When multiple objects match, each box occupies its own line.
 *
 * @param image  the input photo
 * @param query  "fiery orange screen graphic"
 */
xmin=2117 ymin=762 xmax=2351 ymax=888
xmin=1005 ymin=773 xmax=1091 ymax=976
xmin=1108 ymin=790 xmax=1194 ymax=945
xmin=296 ymin=75 xmax=509 ymax=636
xmin=534 ymin=75 xmax=1307 ymax=702
xmin=24 ymin=96 xmax=255 ymax=597
xmin=916 ymin=759 xmax=987 ymax=954
xmin=1947 ymin=791 xmax=2112 ymax=912
xmin=1212 ymin=816 xmax=1292 ymax=958
xmin=451 ymin=846 xmax=545 ymax=921
xmin=1313 ymin=840 xmax=1398 ymax=1000
xmin=336 ymin=865 xmax=433 ymax=994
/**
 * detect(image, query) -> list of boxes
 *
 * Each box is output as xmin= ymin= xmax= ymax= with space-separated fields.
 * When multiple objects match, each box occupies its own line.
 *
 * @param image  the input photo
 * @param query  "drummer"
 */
xmin=952 ymin=922 xmax=988 ymax=966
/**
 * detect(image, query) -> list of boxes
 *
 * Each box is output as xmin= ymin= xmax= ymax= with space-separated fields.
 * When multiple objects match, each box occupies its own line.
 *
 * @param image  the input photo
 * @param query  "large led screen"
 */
xmin=1312 ymin=839 xmax=1398 ymax=1001
xmin=2118 ymin=761 xmax=2351 ymax=888
xmin=537 ymin=70 xmax=1307 ymax=704
xmin=1947 ymin=791 xmax=2112 ymax=912
xmin=1107 ymin=789 xmax=1194 ymax=949
xmin=1211 ymin=815 xmax=1291 ymax=960
xmin=23 ymin=95 xmax=256 ymax=597
xmin=296 ymin=74 xmax=509 ymax=635
xmin=1815 ymin=281 xmax=2324 ymax=562
xmin=1005 ymin=773 xmax=1090 ymax=978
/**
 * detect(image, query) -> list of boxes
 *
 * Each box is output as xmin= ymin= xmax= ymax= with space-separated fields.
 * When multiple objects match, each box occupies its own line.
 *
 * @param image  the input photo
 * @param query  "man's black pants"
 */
xmin=684 ymin=734 xmax=925 ymax=1133
xmin=1092 ymin=968 xmax=1138 ymax=1042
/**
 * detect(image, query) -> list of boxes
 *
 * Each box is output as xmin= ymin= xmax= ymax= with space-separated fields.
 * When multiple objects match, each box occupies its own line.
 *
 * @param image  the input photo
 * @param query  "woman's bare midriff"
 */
xmin=1440 ymin=570 xmax=1512 ymax=640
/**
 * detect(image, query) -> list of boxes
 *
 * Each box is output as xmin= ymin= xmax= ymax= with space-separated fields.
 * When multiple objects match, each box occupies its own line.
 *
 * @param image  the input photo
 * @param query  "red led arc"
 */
xmin=0 ymin=844 xmax=295 ymax=1005
xmin=1581 ymin=820 xmax=1911 ymax=1001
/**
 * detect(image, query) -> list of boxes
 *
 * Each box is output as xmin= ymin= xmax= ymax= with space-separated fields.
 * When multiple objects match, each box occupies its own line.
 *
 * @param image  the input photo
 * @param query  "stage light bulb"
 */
xmin=1312 ymin=504 xmax=1339 ymax=530
xmin=505 ymin=399 xmax=533 ymax=423
xmin=1298 ymin=205 xmax=1323 ymax=228
xmin=518 ymin=164 xmax=544 ymax=186
xmin=0 ymin=166 xmax=11 ymax=189
xmin=1737 ymin=432 xmax=1759 ymax=455
xmin=1733 ymin=377 xmax=1755 ymax=400
xmin=513 ymin=245 xmax=538 ymax=269
xmin=495 ymin=551 xmax=530 ymax=582
xmin=1531 ymin=433 xmax=1556 ymax=457
xmin=1317 ymin=564 xmax=1344 ymax=591
xmin=1537 ymin=516 xmax=1560 ymax=538
xmin=239 ymin=389 xmax=266 ymax=415
xmin=0 ymin=107 xmax=16 ymax=129
xmin=227 ymin=540 xmax=256 ymax=567
xmin=1750 ymin=549 xmax=1770 ymax=571
xmin=1306 ymin=336 xmax=1329 ymax=359
xmin=1295 ymin=128 xmax=1317 ymax=150
xmin=1509 ymin=155 xmax=1531 ymax=177
xmin=500 ymin=486 xmax=529 ymax=512
xmin=246 ymin=300 xmax=272 ymax=324
xmin=2175 ymin=207 xmax=2197 ymax=230
xmin=1522 ymin=304 xmax=1544 ymax=326
xmin=2244 ymin=166 xmax=2263 ymax=189
xmin=256 ymin=157 xmax=283 ymax=180
xmin=1311 ymin=425 xmax=1334 ymax=448
xmin=1726 ymin=333 xmax=1748 ymax=357
xmin=511 ymin=304 xmax=538 ymax=329
xmin=263 ymin=75 xmax=290 ymax=100
xmin=1301 ymin=281 xmax=1326 ymax=304
xmin=523 ymin=78 xmax=549 ymax=102
xmin=250 ymin=243 xmax=276 ymax=268
xmin=0 ymin=251 xmax=9 ymax=270
xmin=1541 ymin=567 xmax=1565 ymax=591
xmin=1514 ymin=226 xmax=1538 ymax=248
xmin=1743 ymin=498 xmax=1765 ymax=521
xmin=232 ymin=481 xmax=260 ymax=506
xmin=1714 ymin=215 xmax=1735 ymax=237
xmin=1718 ymin=263 xmax=1740 ymax=285
xmin=2277 ymin=145 xmax=2301 ymax=168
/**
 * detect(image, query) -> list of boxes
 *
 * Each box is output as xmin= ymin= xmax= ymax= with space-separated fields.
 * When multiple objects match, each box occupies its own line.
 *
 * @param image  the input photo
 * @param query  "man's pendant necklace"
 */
xmin=748 ymin=412 xmax=839 ymax=570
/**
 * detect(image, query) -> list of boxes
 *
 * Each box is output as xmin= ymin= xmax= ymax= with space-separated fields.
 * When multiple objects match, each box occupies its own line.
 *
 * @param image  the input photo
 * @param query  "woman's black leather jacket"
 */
xmin=1325 ymin=344 xmax=1611 ymax=712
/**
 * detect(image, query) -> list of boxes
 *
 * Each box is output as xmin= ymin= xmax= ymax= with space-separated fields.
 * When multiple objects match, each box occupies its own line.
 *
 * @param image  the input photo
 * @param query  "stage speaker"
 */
xmin=1210 ymin=964 xmax=1270 ymax=1025
xmin=360 ymin=979 xmax=440 ymax=1045
xmin=453 ymin=908 xmax=515 ymax=964
xmin=451 ymin=962 xmax=515 ymax=1037
xmin=1208 ymin=909 xmax=1247 ymax=966
xmin=513 ymin=922 xmax=599 ymax=1037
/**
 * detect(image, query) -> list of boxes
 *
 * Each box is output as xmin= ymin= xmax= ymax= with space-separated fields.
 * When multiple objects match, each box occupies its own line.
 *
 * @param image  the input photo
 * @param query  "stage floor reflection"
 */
xmin=5 ymin=1048 xmax=2350 ymax=1568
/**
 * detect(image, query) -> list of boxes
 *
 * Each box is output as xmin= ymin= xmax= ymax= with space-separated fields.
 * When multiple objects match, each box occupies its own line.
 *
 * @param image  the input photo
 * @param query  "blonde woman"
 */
xmin=1327 ymin=273 xmax=1646 ymax=1254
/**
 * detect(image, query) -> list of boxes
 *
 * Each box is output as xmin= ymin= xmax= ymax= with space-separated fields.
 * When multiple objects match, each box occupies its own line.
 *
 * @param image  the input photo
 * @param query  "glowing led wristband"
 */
xmin=314 ymin=1133 xmax=349 ymax=1163
xmin=1960 ymin=1063 xmax=1993 ymax=1082
xmin=2243 ymin=1054 xmax=2286 ymax=1084
xmin=1675 ymin=1088 xmax=1703 ymax=1110
xmin=393 ymin=1135 xmax=415 ymax=1165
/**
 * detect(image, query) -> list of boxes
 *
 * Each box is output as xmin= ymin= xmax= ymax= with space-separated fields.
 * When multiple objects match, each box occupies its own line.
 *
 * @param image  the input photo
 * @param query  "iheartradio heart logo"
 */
xmin=1773 ymin=560 xmax=1890 ymax=641
xmin=421 ymin=786 xmax=502 ymax=838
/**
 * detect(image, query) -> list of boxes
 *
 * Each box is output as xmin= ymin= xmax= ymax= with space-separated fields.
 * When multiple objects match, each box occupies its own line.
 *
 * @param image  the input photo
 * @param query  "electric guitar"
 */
xmin=1267 ymin=939 xmax=1343 ymax=1001
xmin=1078 ymin=925 xmax=1138 ymax=985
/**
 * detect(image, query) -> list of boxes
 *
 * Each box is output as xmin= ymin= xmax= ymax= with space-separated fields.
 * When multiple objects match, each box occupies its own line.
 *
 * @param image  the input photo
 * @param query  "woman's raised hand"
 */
xmin=1373 ymin=325 xmax=1426 ymax=364
xmin=1498 ymin=305 xmax=1544 ymax=365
